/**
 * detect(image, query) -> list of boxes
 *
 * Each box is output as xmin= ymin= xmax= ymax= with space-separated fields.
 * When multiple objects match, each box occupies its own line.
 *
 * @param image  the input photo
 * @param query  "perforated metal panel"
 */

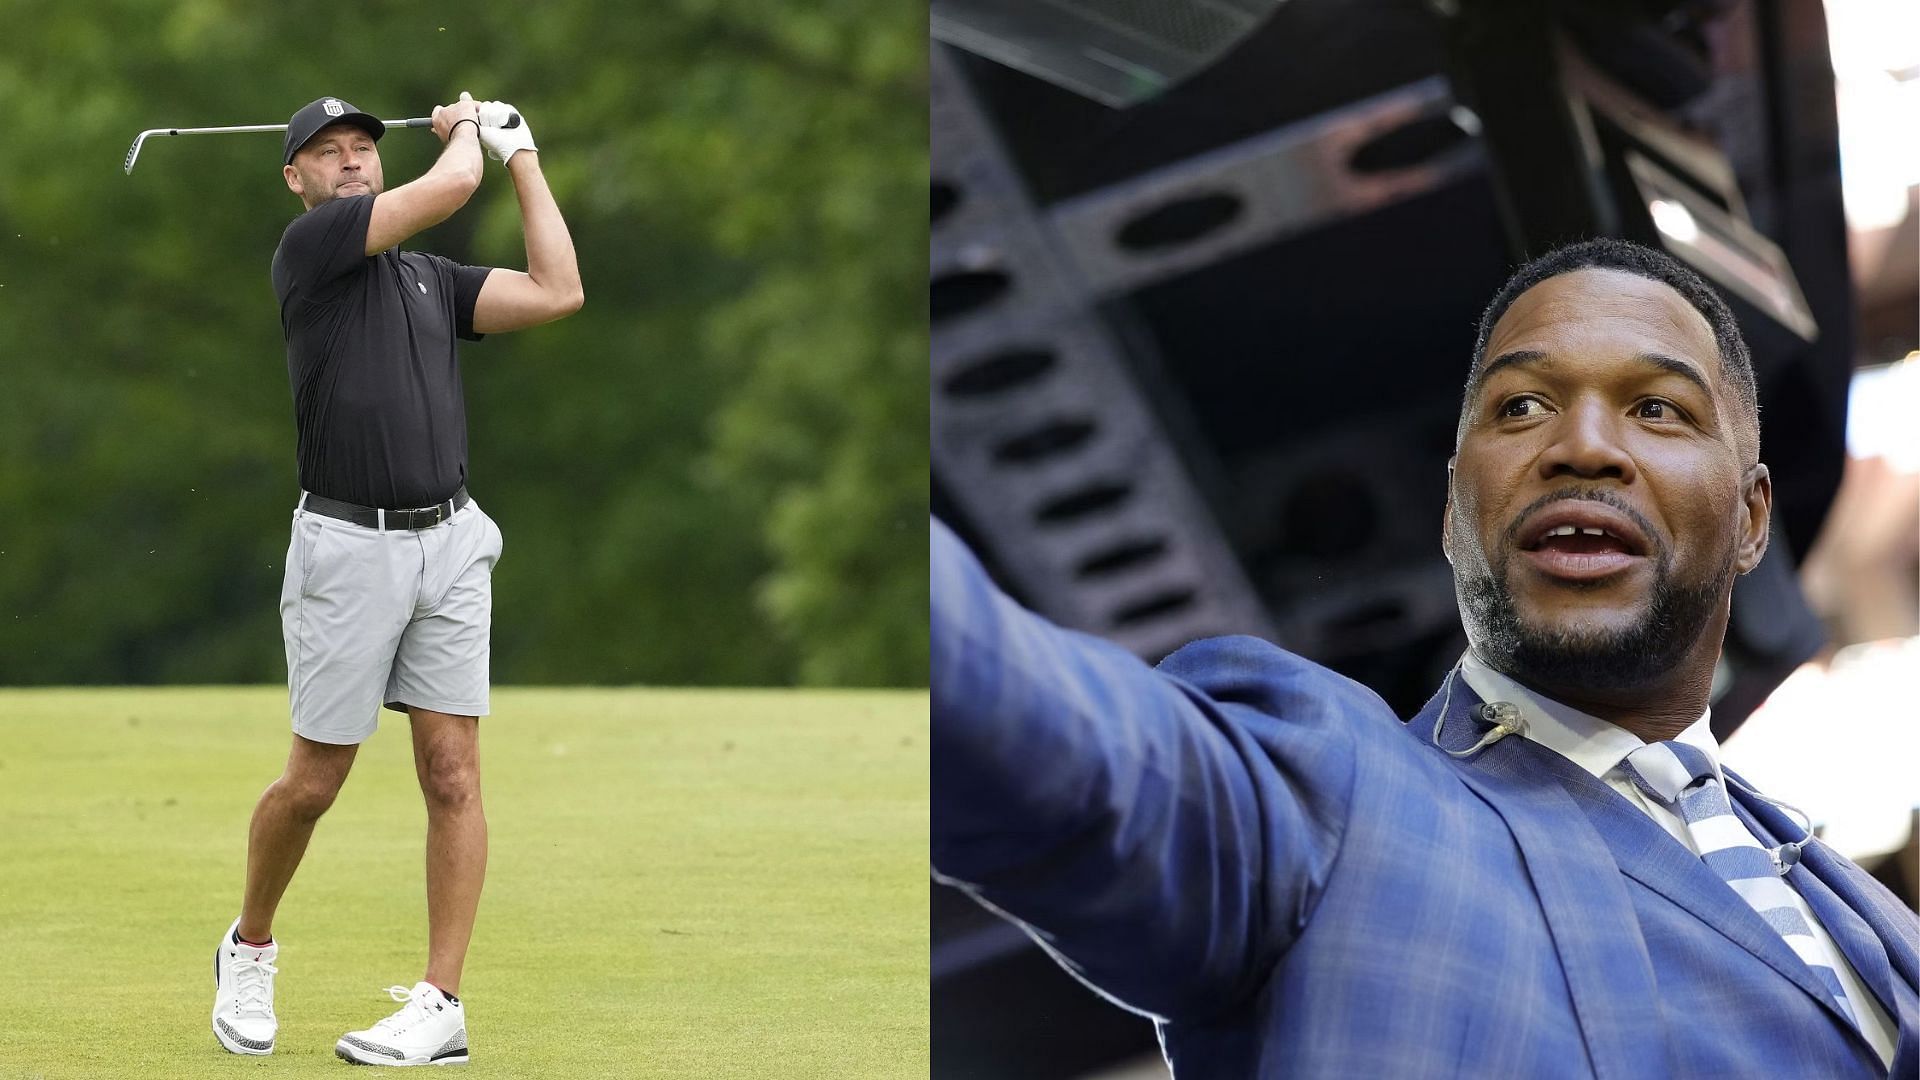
xmin=931 ymin=43 xmax=1275 ymax=658
xmin=1042 ymin=76 xmax=1481 ymax=296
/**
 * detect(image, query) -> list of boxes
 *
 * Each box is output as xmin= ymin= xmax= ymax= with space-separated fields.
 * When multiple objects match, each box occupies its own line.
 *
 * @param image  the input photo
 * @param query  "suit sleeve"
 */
xmin=932 ymin=517 xmax=1362 ymax=1022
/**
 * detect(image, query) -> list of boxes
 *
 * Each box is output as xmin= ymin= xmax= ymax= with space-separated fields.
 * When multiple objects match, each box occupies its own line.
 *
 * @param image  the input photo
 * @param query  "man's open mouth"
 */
xmin=1532 ymin=524 xmax=1631 ymax=555
xmin=1514 ymin=502 xmax=1652 ymax=581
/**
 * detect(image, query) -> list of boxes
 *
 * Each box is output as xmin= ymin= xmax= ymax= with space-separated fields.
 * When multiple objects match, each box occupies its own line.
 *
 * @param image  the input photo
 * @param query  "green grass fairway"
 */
xmin=0 ymin=687 xmax=927 ymax=1079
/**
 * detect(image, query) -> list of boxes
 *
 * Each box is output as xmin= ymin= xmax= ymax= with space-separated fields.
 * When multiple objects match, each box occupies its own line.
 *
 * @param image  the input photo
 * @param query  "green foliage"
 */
xmin=0 ymin=0 xmax=928 ymax=686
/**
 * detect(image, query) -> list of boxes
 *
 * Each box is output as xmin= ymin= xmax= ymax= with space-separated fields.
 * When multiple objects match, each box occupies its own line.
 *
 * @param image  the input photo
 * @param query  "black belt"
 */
xmin=301 ymin=486 xmax=470 ymax=531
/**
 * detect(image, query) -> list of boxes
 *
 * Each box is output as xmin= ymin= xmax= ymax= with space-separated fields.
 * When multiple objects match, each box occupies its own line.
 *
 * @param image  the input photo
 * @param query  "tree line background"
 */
xmin=0 ymin=0 xmax=928 ymax=688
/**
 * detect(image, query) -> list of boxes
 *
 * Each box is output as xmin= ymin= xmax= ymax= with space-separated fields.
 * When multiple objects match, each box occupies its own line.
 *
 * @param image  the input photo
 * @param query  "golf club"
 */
xmin=123 ymin=112 xmax=521 ymax=174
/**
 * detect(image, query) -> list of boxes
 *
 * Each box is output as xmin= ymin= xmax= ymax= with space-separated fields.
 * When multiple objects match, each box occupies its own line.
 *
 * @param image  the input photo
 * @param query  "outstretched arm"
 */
xmin=470 ymin=102 xmax=583 ymax=333
xmin=932 ymin=518 xmax=1357 ymax=1022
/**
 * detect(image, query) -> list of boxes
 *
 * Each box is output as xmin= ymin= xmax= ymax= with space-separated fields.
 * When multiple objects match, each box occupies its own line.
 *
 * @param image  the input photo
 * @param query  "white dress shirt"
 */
xmin=1459 ymin=652 xmax=1897 ymax=1068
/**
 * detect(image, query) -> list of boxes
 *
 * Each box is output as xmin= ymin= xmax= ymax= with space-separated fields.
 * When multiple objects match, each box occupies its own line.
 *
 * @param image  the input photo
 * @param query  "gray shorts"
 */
xmin=279 ymin=496 xmax=504 ymax=745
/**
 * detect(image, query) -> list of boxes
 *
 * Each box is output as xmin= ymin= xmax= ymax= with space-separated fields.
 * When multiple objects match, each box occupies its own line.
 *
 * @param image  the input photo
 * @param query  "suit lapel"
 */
xmin=1727 ymin=773 xmax=1919 ymax=1070
xmin=1413 ymin=683 xmax=1669 ymax=1080
xmin=1417 ymin=681 xmax=1875 ymax=1059
xmin=1523 ymin=747 xmax=1853 ymax=1020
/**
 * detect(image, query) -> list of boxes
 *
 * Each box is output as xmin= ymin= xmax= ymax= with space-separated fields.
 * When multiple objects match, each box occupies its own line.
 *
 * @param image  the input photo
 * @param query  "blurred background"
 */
xmin=928 ymin=0 xmax=1918 ymax=1075
xmin=0 ymin=0 xmax=927 ymax=690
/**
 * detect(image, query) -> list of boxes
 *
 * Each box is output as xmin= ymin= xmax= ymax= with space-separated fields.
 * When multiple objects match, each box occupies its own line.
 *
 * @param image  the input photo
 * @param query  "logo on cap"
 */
xmin=322 ymin=98 xmax=344 ymax=117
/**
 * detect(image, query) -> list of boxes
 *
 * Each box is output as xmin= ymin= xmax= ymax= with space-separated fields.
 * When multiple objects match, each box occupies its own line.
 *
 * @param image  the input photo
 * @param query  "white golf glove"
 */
xmin=476 ymin=99 xmax=536 ymax=165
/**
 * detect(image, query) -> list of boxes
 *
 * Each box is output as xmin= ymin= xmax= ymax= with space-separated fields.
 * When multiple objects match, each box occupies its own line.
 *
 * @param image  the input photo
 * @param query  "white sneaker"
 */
xmin=335 ymin=982 xmax=469 ymax=1066
xmin=211 ymin=917 xmax=277 ymax=1055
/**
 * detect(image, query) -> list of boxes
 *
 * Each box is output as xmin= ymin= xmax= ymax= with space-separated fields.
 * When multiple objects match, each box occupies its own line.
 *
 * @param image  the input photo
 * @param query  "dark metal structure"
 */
xmin=931 ymin=1 xmax=1858 ymax=1076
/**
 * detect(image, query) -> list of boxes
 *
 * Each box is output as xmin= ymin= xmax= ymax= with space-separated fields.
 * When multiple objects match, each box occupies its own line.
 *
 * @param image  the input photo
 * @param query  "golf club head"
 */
xmin=123 ymin=130 xmax=159 ymax=174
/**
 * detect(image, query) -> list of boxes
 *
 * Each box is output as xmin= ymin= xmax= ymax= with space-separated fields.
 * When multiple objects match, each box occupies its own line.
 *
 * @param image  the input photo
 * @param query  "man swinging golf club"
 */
xmin=209 ymin=91 xmax=582 ymax=1066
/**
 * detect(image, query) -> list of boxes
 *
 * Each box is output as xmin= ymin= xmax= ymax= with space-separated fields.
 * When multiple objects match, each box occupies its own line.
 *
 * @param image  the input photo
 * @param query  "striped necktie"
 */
xmin=1620 ymin=740 xmax=1858 ymax=1029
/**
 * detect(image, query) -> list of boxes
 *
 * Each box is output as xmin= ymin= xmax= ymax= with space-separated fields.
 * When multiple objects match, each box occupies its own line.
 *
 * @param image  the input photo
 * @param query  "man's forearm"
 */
xmin=364 ymin=122 xmax=482 ymax=254
xmin=931 ymin=517 xmax=1311 ymax=1019
xmin=505 ymin=153 xmax=581 ymax=305
xmin=431 ymin=124 xmax=485 ymax=190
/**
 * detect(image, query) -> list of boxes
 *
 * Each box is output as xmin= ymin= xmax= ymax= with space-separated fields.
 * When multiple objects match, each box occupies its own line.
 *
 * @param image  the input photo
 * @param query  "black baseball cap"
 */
xmin=283 ymin=97 xmax=385 ymax=165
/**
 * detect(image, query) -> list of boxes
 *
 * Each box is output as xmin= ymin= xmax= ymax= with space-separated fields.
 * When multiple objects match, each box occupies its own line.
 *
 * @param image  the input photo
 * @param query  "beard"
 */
xmin=1455 ymin=494 xmax=1736 ymax=695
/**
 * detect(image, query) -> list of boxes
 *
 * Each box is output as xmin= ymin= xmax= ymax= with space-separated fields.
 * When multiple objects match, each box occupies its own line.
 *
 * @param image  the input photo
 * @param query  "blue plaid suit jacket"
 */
xmin=933 ymin=520 xmax=1919 ymax=1078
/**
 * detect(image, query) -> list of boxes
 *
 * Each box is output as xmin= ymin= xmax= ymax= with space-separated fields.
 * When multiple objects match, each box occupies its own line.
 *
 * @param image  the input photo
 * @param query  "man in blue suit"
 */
xmin=933 ymin=238 xmax=1916 ymax=1077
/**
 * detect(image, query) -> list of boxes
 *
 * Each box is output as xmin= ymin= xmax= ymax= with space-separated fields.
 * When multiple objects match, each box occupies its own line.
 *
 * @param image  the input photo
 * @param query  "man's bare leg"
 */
xmin=239 ymin=734 xmax=359 ymax=942
xmin=408 ymin=706 xmax=487 ymax=995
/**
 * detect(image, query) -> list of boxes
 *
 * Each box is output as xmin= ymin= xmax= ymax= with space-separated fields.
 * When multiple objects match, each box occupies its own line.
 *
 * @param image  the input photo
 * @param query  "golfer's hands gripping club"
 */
xmin=431 ymin=92 xmax=483 ymax=144
xmin=476 ymin=100 xmax=536 ymax=165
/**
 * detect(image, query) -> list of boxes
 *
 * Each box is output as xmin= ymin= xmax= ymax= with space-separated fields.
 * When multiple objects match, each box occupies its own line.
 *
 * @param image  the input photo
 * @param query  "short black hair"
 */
xmin=1460 ymin=238 xmax=1761 ymax=461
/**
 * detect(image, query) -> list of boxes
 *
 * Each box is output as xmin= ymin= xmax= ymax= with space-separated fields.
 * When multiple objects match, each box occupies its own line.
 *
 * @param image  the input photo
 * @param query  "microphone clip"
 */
xmin=1770 ymin=840 xmax=1803 ymax=876
xmin=1443 ymin=700 xmax=1527 ymax=759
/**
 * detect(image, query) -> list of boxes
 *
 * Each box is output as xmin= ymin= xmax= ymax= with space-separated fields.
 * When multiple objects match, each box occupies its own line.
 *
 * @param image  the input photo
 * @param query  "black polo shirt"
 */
xmin=271 ymin=194 xmax=492 ymax=509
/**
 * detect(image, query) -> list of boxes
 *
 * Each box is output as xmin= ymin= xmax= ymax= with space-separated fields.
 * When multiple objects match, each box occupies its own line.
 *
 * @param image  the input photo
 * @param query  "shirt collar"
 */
xmin=1456 ymin=650 xmax=1723 ymax=783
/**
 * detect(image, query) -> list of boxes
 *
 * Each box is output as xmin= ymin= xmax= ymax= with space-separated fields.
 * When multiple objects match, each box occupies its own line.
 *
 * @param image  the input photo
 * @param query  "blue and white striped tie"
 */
xmin=1620 ymin=740 xmax=1858 ymax=1029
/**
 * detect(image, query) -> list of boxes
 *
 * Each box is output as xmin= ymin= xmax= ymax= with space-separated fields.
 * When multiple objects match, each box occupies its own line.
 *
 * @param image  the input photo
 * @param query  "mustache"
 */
xmin=1502 ymin=487 xmax=1665 ymax=559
